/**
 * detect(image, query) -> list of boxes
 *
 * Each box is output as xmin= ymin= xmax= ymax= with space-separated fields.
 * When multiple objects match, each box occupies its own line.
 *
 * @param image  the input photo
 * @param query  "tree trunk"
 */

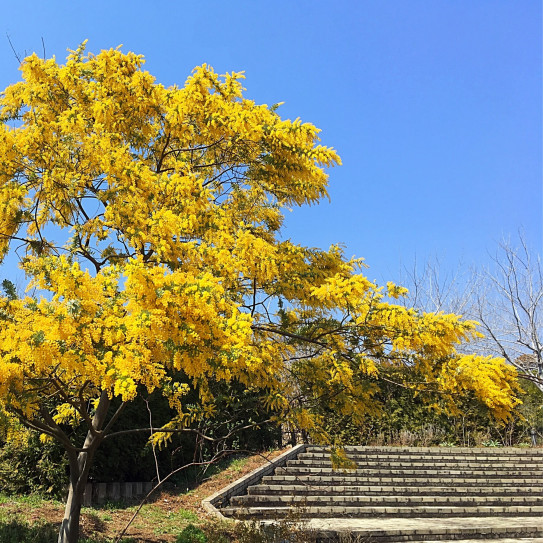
xmin=57 ymin=448 xmax=89 ymax=542
xmin=58 ymin=479 xmax=83 ymax=543
xmin=58 ymin=392 xmax=111 ymax=543
xmin=58 ymin=436 xmax=101 ymax=543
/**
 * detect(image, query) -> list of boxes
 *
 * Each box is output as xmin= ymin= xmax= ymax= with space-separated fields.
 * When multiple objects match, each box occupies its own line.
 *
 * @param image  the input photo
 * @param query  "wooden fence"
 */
xmin=82 ymin=481 xmax=154 ymax=506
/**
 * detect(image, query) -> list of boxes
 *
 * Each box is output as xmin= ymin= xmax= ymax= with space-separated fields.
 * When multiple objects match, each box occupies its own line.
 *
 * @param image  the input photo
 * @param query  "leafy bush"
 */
xmin=202 ymin=516 xmax=319 ymax=543
xmin=0 ymin=433 xmax=67 ymax=498
xmin=319 ymin=369 xmax=541 ymax=447
xmin=0 ymin=384 xmax=280 ymax=496
xmin=177 ymin=524 xmax=207 ymax=543
xmin=0 ymin=520 xmax=57 ymax=543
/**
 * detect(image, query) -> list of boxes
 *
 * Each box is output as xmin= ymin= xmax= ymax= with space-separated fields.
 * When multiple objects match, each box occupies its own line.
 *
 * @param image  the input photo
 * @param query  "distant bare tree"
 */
xmin=474 ymin=235 xmax=542 ymax=393
xmin=399 ymin=234 xmax=543 ymax=393
xmin=398 ymin=255 xmax=477 ymax=316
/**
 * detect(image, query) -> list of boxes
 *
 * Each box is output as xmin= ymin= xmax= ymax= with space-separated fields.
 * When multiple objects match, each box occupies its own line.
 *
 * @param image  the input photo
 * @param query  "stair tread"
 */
xmin=297 ymin=458 xmax=543 ymax=463
xmin=296 ymin=454 xmax=543 ymax=462
xmin=262 ymin=475 xmax=542 ymax=485
xmin=249 ymin=484 xmax=543 ymax=494
xmin=420 ymin=540 xmax=543 ymax=543
xmin=233 ymin=495 xmax=543 ymax=504
xmin=225 ymin=505 xmax=543 ymax=515
xmin=265 ymin=514 xmax=543 ymax=533
xmin=308 ymin=445 xmax=543 ymax=454
xmin=278 ymin=467 xmax=543 ymax=475
xmin=219 ymin=445 xmax=543 ymax=541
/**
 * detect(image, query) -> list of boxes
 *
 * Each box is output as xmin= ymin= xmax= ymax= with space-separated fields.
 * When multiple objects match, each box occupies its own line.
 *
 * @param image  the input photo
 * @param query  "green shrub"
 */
xmin=318 ymin=368 xmax=541 ymax=448
xmin=177 ymin=524 xmax=207 ymax=543
xmin=0 ymin=434 xmax=67 ymax=498
xmin=0 ymin=520 xmax=57 ymax=543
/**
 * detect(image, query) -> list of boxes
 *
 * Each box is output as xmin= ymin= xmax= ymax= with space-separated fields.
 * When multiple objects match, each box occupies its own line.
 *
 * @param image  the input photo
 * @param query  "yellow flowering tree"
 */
xmin=0 ymin=44 xmax=520 ymax=543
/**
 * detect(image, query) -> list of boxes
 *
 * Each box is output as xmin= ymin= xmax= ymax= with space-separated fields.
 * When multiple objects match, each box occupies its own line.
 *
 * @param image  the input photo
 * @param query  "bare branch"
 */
xmin=6 ymin=33 xmax=21 ymax=64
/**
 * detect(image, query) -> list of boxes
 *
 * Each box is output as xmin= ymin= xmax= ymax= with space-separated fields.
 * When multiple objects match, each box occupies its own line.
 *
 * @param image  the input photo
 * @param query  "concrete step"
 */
xmin=222 ymin=504 xmax=543 ymax=519
xmin=287 ymin=458 xmax=543 ymax=470
xmin=300 ymin=448 xmax=543 ymax=455
xmin=297 ymin=452 xmax=543 ymax=465
xmin=275 ymin=465 xmax=543 ymax=477
xmin=248 ymin=483 xmax=543 ymax=496
xmin=298 ymin=447 xmax=543 ymax=462
xmin=313 ymin=535 xmax=543 ymax=542
xmin=308 ymin=445 xmax=543 ymax=457
xmin=294 ymin=516 xmax=543 ymax=542
xmin=231 ymin=493 xmax=543 ymax=507
xmin=262 ymin=474 xmax=541 ymax=486
xmin=420 ymin=540 xmax=543 ymax=543
xmin=317 ymin=538 xmax=543 ymax=542
xmin=219 ymin=445 xmax=543 ymax=541
xmin=296 ymin=453 xmax=543 ymax=468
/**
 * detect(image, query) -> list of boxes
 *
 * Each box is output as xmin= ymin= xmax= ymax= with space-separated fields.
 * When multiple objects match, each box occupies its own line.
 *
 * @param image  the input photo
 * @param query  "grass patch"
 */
xmin=78 ymin=535 xmax=140 ymax=543
xmin=0 ymin=492 xmax=62 ymax=508
xmin=128 ymin=503 xmax=200 ymax=536
xmin=0 ymin=449 xmax=286 ymax=542
xmin=197 ymin=454 xmax=251 ymax=482
xmin=0 ymin=518 xmax=58 ymax=543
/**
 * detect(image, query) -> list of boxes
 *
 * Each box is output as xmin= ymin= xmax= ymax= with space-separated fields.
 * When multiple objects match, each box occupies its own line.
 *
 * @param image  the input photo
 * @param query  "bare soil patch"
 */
xmin=0 ymin=448 xmax=287 ymax=542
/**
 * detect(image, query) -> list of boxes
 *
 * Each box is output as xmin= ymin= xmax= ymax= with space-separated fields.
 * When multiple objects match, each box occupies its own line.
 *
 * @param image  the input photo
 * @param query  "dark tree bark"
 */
xmin=57 ymin=392 xmax=110 ymax=543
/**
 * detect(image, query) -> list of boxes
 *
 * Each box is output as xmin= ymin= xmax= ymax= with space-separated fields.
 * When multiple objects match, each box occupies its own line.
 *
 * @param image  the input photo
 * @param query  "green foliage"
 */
xmin=517 ymin=380 xmax=543 ymax=442
xmin=193 ymin=381 xmax=281 ymax=463
xmin=89 ymin=383 xmax=279 ymax=486
xmin=0 ymin=280 xmax=16 ymax=301
xmin=231 ymin=520 xmax=318 ymax=543
xmin=88 ymin=393 xmax=170 ymax=483
xmin=177 ymin=524 xmax=207 ymax=543
xmin=151 ymin=510 xmax=199 ymax=535
xmin=0 ymin=381 xmax=280 ymax=495
xmin=0 ymin=493 xmax=63 ymax=508
xmin=482 ymin=440 xmax=502 ymax=447
xmin=200 ymin=519 xmax=314 ymax=543
xmin=320 ymin=369 xmax=541 ymax=447
xmin=0 ymin=434 xmax=67 ymax=498
xmin=0 ymin=521 xmax=57 ymax=543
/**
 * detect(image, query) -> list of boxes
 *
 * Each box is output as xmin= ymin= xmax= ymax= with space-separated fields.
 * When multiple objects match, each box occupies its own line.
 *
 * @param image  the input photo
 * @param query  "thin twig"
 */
xmin=144 ymin=395 xmax=161 ymax=484
xmin=113 ymin=447 xmax=280 ymax=543
xmin=6 ymin=33 xmax=21 ymax=64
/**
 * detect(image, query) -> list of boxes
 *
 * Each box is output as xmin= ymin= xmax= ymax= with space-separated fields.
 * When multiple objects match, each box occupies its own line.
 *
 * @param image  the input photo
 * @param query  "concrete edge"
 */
xmin=308 ymin=445 xmax=543 ymax=453
xmin=202 ymin=444 xmax=307 ymax=520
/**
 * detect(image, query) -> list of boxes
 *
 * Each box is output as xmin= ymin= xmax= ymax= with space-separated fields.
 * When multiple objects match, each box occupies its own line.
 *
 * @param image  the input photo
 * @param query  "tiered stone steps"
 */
xmin=220 ymin=445 xmax=543 ymax=541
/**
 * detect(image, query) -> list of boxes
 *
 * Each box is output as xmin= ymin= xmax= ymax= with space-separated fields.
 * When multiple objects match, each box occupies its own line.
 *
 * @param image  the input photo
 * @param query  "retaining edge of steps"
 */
xmin=202 ymin=443 xmax=306 ymax=520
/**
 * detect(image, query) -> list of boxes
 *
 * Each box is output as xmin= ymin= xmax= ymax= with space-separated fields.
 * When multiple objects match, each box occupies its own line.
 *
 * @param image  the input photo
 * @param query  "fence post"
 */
xmin=121 ymin=482 xmax=133 ymax=500
xmin=82 ymin=483 xmax=93 ymax=506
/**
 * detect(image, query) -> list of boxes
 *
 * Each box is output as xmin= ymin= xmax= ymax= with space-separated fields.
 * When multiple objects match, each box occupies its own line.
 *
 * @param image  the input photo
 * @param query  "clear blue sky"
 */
xmin=1 ymin=0 xmax=541 ymax=285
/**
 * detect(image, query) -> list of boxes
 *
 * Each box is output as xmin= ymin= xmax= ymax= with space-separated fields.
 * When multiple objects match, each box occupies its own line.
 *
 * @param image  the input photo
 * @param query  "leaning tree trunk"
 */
xmin=58 ymin=444 xmax=96 ymax=543
xmin=58 ymin=392 xmax=110 ymax=543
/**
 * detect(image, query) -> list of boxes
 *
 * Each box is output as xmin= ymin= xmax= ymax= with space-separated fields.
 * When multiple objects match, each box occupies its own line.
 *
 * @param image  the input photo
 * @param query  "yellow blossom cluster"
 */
xmin=0 ymin=44 xmax=521 ymax=451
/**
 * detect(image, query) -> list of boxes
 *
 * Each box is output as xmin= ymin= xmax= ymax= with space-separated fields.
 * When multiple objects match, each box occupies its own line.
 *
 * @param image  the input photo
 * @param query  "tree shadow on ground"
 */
xmin=0 ymin=520 xmax=58 ymax=543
